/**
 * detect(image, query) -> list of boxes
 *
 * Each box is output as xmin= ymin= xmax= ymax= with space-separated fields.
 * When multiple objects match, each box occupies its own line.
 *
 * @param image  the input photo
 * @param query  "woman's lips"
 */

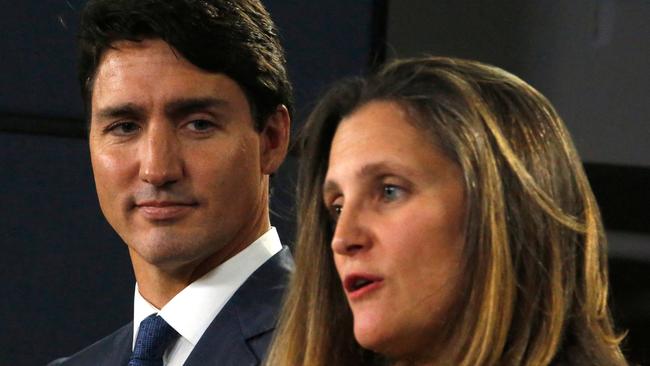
xmin=343 ymin=274 xmax=384 ymax=300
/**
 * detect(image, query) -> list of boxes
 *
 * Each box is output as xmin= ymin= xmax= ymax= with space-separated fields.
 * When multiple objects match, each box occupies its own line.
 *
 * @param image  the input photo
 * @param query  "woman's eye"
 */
xmin=328 ymin=204 xmax=342 ymax=220
xmin=326 ymin=204 xmax=342 ymax=232
xmin=325 ymin=199 xmax=343 ymax=221
xmin=333 ymin=205 xmax=343 ymax=217
xmin=187 ymin=119 xmax=215 ymax=131
xmin=382 ymin=184 xmax=404 ymax=202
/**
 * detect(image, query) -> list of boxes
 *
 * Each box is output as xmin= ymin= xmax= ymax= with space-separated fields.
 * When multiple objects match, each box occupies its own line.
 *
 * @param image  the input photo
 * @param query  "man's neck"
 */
xmin=132 ymin=267 xmax=191 ymax=309
xmin=130 ymin=216 xmax=271 ymax=309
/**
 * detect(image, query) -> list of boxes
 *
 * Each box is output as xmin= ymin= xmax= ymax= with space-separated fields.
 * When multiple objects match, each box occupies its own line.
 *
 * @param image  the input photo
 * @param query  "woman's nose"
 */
xmin=331 ymin=206 xmax=372 ymax=256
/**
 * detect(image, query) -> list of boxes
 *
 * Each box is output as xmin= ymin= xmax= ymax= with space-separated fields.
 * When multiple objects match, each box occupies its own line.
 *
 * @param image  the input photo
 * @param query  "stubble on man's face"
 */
xmin=89 ymin=39 xmax=270 ymax=275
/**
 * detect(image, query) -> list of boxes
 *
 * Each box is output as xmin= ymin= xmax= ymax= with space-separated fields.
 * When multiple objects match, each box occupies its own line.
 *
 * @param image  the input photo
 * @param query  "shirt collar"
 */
xmin=132 ymin=226 xmax=282 ymax=347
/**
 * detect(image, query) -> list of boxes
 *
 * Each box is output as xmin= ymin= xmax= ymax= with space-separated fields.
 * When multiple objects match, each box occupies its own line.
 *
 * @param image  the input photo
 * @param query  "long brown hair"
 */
xmin=266 ymin=57 xmax=627 ymax=365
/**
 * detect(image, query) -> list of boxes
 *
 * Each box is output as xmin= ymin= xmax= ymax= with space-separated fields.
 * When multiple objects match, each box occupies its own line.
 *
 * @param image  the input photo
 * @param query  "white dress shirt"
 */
xmin=132 ymin=227 xmax=282 ymax=366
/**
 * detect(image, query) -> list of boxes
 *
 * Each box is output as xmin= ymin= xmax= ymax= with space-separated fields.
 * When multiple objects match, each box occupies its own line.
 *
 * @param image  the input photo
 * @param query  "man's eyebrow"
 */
xmin=94 ymin=98 xmax=229 ymax=121
xmin=165 ymin=97 xmax=229 ymax=118
xmin=95 ymin=103 xmax=145 ymax=120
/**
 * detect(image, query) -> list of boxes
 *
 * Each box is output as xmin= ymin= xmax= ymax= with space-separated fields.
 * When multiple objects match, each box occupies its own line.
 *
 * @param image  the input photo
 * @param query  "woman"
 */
xmin=266 ymin=57 xmax=627 ymax=365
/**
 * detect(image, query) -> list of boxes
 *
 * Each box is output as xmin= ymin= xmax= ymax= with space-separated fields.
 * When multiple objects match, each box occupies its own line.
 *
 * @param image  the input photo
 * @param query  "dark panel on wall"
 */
xmin=250 ymin=0 xmax=376 ymax=245
xmin=0 ymin=132 xmax=132 ymax=365
xmin=609 ymin=257 xmax=650 ymax=365
xmin=0 ymin=0 xmax=85 ymax=120
xmin=265 ymin=0 xmax=375 ymax=125
xmin=585 ymin=163 xmax=650 ymax=234
xmin=0 ymin=114 xmax=86 ymax=138
xmin=387 ymin=0 xmax=650 ymax=168
xmin=368 ymin=0 xmax=389 ymax=70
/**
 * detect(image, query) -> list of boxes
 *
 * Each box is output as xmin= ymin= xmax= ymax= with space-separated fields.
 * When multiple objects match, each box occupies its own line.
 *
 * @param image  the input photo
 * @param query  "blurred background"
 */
xmin=1 ymin=1 xmax=647 ymax=364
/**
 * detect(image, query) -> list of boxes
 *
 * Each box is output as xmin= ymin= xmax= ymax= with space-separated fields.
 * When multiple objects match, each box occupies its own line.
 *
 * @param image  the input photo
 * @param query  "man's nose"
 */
xmin=331 ymin=205 xmax=372 ymax=256
xmin=139 ymin=124 xmax=183 ymax=187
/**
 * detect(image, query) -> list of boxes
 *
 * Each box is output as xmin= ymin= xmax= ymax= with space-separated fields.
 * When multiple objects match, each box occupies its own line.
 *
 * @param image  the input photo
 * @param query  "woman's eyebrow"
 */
xmin=322 ymin=180 xmax=340 ymax=198
xmin=322 ymin=162 xmax=402 ymax=194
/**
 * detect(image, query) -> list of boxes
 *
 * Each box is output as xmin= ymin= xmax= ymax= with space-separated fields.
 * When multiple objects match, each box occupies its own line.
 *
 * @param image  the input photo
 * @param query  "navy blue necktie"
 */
xmin=129 ymin=314 xmax=179 ymax=366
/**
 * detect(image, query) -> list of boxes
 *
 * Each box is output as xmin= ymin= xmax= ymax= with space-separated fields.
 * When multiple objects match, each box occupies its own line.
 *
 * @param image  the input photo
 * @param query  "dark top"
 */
xmin=48 ymin=246 xmax=293 ymax=366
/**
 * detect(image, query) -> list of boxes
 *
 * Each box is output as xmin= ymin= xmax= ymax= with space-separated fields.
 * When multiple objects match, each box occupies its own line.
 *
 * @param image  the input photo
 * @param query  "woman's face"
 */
xmin=323 ymin=101 xmax=466 ymax=361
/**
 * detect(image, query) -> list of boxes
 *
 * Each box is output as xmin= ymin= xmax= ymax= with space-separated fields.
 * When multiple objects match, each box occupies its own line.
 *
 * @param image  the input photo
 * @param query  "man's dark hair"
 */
xmin=79 ymin=0 xmax=293 ymax=130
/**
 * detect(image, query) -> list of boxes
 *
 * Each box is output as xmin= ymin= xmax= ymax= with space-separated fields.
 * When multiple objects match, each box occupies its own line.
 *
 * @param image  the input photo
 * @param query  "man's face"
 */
xmin=89 ymin=39 xmax=286 ymax=272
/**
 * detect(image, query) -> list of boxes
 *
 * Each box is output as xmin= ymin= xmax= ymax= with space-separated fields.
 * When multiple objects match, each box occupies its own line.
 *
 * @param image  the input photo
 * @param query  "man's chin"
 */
xmin=126 ymin=236 xmax=201 ymax=269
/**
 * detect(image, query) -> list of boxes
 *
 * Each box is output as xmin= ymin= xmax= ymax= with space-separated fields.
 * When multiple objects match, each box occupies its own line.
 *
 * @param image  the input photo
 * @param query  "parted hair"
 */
xmin=265 ymin=57 xmax=627 ymax=365
xmin=78 ymin=0 xmax=292 ymax=129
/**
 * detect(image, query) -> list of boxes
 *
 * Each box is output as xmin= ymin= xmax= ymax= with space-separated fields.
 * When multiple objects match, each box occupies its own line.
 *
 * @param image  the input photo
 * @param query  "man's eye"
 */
xmin=187 ymin=120 xmax=215 ymax=131
xmin=107 ymin=122 xmax=139 ymax=135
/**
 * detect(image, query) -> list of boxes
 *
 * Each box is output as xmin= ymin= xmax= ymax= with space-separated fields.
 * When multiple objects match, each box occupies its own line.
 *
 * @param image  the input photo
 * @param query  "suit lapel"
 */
xmin=182 ymin=304 xmax=258 ymax=366
xmin=53 ymin=322 xmax=132 ymax=366
xmin=102 ymin=322 xmax=132 ymax=366
xmin=184 ymin=246 xmax=293 ymax=366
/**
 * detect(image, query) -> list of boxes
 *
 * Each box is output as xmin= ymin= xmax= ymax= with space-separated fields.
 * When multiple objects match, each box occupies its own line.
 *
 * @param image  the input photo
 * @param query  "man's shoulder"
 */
xmin=47 ymin=322 xmax=133 ymax=366
xmin=49 ymin=247 xmax=294 ymax=366
xmin=230 ymin=245 xmax=293 ymax=328
xmin=183 ymin=246 xmax=294 ymax=365
xmin=234 ymin=245 xmax=293 ymax=305
xmin=249 ymin=244 xmax=294 ymax=283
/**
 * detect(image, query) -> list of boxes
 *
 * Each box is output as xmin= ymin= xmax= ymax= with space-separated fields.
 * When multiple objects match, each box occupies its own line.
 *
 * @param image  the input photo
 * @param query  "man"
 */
xmin=49 ymin=0 xmax=292 ymax=365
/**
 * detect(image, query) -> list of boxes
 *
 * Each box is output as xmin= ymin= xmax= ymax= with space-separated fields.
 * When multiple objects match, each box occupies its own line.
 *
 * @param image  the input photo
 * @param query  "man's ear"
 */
xmin=259 ymin=105 xmax=290 ymax=174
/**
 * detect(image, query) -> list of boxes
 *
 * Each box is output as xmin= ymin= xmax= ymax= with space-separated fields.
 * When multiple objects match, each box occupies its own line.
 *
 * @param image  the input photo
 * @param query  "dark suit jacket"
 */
xmin=48 ymin=246 xmax=293 ymax=366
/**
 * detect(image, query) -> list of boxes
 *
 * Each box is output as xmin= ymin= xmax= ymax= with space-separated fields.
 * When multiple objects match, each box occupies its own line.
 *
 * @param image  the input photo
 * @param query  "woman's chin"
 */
xmin=353 ymin=322 xmax=388 ymax=351
xmin=353 ymin=321 xmax=434 ymax=363
xmin=353 ymin=323 xmax=403 ymax=359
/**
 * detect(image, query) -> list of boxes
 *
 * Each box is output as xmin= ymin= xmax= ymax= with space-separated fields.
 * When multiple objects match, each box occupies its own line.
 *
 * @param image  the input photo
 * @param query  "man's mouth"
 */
xmin=135 ymin=201 xmax=197 ymax=220
xmin=136 ymin=200 xmax=195 ymax=207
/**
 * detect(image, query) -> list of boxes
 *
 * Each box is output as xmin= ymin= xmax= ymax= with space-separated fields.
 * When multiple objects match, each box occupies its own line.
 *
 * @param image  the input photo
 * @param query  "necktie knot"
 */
xmin=129 ymin=314 xmax=179 ymax=366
